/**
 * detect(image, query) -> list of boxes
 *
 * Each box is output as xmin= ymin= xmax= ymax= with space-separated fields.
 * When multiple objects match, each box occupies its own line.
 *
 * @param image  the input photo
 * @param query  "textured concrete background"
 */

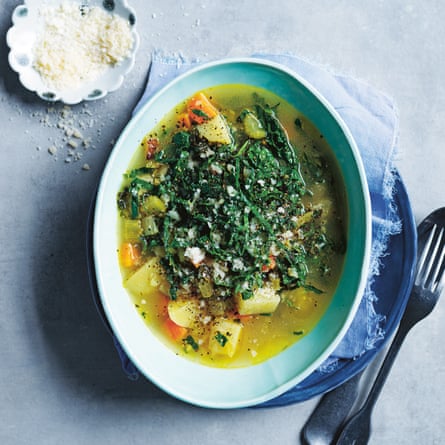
xmin=1 ymin=1 xmax=444 ymax=444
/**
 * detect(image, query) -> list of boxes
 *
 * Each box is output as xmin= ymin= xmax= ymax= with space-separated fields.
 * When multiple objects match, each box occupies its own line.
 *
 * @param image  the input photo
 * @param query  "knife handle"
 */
xmin=301 ymin=371 xmax=363 ymax=445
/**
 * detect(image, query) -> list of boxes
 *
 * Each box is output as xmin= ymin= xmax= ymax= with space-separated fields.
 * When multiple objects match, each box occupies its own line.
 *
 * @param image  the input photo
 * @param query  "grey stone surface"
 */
xmin=1 ymin=1 xmax=444 ymax=444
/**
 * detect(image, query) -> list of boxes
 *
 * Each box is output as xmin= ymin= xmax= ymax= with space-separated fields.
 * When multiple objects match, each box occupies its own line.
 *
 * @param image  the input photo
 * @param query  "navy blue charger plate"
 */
xmin=87 ymin=170 xmax=417 ymax=407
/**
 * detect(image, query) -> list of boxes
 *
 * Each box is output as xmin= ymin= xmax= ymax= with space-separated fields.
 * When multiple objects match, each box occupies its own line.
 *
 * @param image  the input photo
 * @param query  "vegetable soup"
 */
xmin=116 ymin=84 xmax=347 ymax=368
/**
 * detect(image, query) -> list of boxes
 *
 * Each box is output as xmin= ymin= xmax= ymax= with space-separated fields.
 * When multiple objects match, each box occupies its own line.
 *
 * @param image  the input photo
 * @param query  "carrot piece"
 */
xmin=144 ymin=137 xmax=159 ymax=160
xmin=119 ymin=242 xmax=142 ymax=268
xmin=187 ymin=92 xmax=218 ymax=124
xmin=157 ymin=293 xmax=170 ymax=317
xmin=177 ymin=112 xmax=192 ymax=129
xmin=164 ymin=318 xmax=188 ymax=341
xmin=261 ymin=255 xmax=276 ymax=272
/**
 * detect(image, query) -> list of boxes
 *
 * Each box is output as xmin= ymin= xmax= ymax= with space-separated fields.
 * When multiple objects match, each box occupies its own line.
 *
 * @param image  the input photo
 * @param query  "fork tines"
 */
xmin=417 ymin=224 xmax=445 ymax=293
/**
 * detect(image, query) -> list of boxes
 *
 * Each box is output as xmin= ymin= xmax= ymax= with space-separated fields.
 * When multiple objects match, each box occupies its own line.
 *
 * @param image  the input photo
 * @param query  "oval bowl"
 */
xmin=6 ymin=0 xmax=139 ymax=104
xmin=93 ymin=58 xmax=372 ymax=408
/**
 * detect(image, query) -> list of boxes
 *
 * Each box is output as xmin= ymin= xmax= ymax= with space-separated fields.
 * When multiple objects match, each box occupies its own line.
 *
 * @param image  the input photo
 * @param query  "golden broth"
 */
xmin=117 ymin=84 xmax=346 ymax=368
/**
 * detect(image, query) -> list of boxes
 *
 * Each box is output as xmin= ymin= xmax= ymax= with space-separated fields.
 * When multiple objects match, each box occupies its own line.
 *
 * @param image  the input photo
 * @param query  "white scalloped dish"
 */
xmin=6 ymin=0 xmax=139 ymax=104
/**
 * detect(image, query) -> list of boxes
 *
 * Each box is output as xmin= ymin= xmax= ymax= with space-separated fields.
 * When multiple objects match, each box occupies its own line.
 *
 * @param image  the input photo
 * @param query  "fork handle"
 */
xmin=301 ymin=371 xmax=363 ymax=445
xmin=335 ymin=320 xmax=412 ymax=445
xmin=358 ymin=319 xmax=410 ymax=414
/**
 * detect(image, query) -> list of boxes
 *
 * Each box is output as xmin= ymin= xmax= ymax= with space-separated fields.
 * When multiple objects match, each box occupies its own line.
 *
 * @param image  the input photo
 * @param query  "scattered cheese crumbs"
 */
xmin=72 ymin=129 xmax=83 ymax=139
xmin=184 ymin=247 xmax=206 ymax=267
xmin=33 ymin=1 xmax=134 ymax=91
xmin=232 ymin=258 xmax=245 ymax=271
xmin=202 ymin=316 xmax=212 ymax=325
xmin=31 ymin=103 xmax=102 ymax=170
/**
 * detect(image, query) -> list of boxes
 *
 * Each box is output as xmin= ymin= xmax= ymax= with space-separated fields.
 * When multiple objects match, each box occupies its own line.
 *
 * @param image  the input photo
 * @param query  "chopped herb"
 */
xmin=126 ymin=166 xmax=155 ymax=179
xmin=214 ymin=331 xmax=228 ymax=347
xmin=172 ymin=131 xmax=191 ymax=148
xmin=303 ymin=283 xmax=324 ymax=294
xmin=191 ymin=108 xmax=210 ymax=119
xmin=118 ymin=99 xmax=323 ymax=299
xmin=183 ymin=335 xmax=199 ymax=352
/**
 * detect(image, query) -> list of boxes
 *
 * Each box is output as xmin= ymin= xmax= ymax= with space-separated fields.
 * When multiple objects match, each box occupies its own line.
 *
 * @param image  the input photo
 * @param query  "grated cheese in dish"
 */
xmin=33 ymin=2 xmax=134 ymax=91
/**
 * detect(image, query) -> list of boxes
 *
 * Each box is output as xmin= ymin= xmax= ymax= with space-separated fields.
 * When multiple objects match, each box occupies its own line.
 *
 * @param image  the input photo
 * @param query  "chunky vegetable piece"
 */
xmin=124 ymin=257 xmax=165 ymax=297
xmin=187 ymin=92 xmax=218 ymax=123
xmin=167 ymin=298 xmax=199 ymax=327
xmin=117 ymin=86 xmax=346 ymax=367
xmin=197 ymin=114 xmax=232 ymax=144
xmin=164 ymin=318 xmax=189 ymax=341
xmin=209 ymin=318 xmax=244 ymax=358
xmin=236 ymin=286 xmax=281 ymax=316
xmin=119 ymin=242 xmax=141 ymax=268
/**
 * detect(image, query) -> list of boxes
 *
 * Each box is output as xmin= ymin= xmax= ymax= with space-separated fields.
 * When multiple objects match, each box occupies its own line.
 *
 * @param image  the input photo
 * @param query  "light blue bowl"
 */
xmin=93 ymin=58 xmax=372 ymax=408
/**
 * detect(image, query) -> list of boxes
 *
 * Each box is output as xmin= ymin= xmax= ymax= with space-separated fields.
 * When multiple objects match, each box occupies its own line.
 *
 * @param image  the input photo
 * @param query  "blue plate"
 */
xmin=86 ymin=170 xmax=416 ymax=405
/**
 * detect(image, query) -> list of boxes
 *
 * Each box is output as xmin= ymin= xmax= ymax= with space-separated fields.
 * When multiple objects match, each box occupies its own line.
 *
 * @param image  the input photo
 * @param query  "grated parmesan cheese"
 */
xmin=33 ymin=2 xmax=134 ymax=91
xmin=184 ymin=247 xmax=206 ymax=267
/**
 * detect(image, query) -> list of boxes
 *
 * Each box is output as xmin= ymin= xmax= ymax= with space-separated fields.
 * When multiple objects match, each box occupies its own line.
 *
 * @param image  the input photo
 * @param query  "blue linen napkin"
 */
xmin=119 ymin=52 xmax=401 ymax=381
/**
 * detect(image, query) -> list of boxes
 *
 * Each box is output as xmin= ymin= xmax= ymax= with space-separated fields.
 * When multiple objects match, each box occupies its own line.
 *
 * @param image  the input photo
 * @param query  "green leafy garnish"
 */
xmin=118 ymin=96 xmax=336 ymax=305
xmin=191 ymin=109 xmax=210 ymax=119
xmin=214 ymin=332 xmax=228 ymax=347
xmin=183 ymin=335 xmax=199 ymax=352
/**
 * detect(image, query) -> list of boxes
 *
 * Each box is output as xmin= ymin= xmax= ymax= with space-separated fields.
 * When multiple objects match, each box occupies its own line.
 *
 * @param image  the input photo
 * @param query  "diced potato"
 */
xmin=142 ymin=195 xmax=166 ymax=215
xmin=197 ymin=114 xmax=232 ymax=144
xmin=124 ymin=257 xmax=166 ymax=297
xmin=236 ymin=286 xmax=280 ymax=315
xmin=209 ymin=318 xmax=243 ymax=357
xmin=122 ymin=218 xmax=142 ymax=242
xmin=281 ymin=287 xmax=319 ymax=317
xmin=167 ymin=299 xmax=199 ymax=328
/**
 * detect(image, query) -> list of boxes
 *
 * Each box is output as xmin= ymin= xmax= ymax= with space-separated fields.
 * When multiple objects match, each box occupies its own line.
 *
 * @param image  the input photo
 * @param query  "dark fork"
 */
xmin=334 ymin=208 xmax=445 ymax=445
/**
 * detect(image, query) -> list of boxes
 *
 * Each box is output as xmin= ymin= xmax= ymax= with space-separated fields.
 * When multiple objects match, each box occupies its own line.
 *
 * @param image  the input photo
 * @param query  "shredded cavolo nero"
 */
xmin=117 ymin=87 xmax=345 ymax=366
